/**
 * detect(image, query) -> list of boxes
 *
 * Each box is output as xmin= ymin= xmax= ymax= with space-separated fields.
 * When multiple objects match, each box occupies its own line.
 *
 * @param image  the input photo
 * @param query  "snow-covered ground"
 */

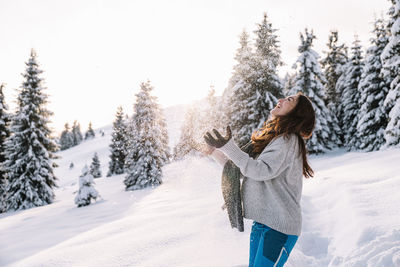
xmin=1 ymin=115 xmax=400 ymax=266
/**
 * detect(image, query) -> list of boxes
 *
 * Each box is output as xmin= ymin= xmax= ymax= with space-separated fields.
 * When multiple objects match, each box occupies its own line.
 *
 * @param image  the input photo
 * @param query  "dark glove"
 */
xmin=203 ymin=126 xmax=232 ymax=148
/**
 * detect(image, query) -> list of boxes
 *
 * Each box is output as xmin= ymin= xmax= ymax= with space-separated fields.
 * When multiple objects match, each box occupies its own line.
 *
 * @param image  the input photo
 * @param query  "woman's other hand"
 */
xmin=203 ymin=126 xmax=232 ymax=148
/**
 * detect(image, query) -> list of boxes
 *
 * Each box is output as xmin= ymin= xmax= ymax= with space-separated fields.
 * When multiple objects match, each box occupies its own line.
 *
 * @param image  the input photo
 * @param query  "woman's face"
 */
xmin=270 ymin=95 xmax=299 ymax=118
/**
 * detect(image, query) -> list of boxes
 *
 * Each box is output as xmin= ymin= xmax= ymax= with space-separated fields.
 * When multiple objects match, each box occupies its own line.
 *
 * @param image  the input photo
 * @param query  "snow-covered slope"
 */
xmin=0 ymin=134 xmax=250 ymax=266
xmin=293 ymin=149 xmax=400 ymax=266
xmin=1 ymin=114 xmax=400 ymax=266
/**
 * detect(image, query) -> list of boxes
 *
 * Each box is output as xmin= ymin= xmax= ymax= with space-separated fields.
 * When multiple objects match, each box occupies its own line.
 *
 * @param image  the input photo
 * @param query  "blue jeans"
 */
xmin=249 ymin=221 xmax=298 ymax=267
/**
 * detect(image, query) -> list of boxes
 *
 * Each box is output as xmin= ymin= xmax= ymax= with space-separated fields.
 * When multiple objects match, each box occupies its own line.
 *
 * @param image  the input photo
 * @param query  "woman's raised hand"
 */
xmin=203 ymin=126 xmax=232 ymax=148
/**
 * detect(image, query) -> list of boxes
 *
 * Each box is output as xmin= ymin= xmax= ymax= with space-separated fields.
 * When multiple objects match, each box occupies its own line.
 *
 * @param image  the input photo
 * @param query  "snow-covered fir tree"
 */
xmin=221 ymin=74 xmax=236 ymax=114
xmin=253 ymin=13 xmax=284 ymax=101
xmin=74 ymin=165 xmax=99 ymax=207
xmin=85 ymin=122 xmax=95 ymax=140
xmin=124 ymin=81 xmax=165 ymax=190
xmin=124 ymin=115 xmax=139 ymax=168
xmin=90 ymin=152 xmax=102 ymax=178
xmin=320 ymin=30 xmax=348 ymax=147
xmin=227 ymin=30 xmax=270 ymax=147
xmin=387 ymin=0 xmax=397 ymax=31
xmin=320 ymin=30 xmax=348 ymax=107
xmin=249 ymin=13 xmax=282 ymax=138
xmin=107 ymin=106 xmax=127 ymax=176
xmin=340 ymin=36 xmax=364 ymax=150
xmin=3 ymin=49 xmax=58 ymax=211
xmin=59 ymin=122 xmax=74 ymax=150
xmin=356 ymin=18 xmax=390 ymax=151
xmin=72 ymin=120 xmax=83 ymax=146
xmin=173 ymin=107 xmax=200 ymax=160
xmin=334 ymin=60 xmax=351 ymax=145
xmin=155 ymin=106 xmax=171 ymax=165
xmin=381 ymin=0 xmax=400 ymax=147
xmin=291 ymin=29 xmax=340 ymax=154
xmin=199 ymin=87 xmax=225 ymax=136
xmin=0 ymin=83 xmax=11 ymax=213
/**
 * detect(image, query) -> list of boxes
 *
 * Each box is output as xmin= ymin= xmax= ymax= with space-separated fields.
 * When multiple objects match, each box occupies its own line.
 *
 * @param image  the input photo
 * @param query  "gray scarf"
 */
xmin=221 ymin=141 xmax=258 ymax=232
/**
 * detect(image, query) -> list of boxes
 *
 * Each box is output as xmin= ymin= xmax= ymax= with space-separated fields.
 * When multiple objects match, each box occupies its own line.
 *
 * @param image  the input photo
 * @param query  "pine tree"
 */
xmin=227 ymin=30 xmax=272 ymax=147
xmin=224 ymin=30 xmax=250 ymax=147
xmin=156 ymin=106 xmax=171 ymax=165
xmin=320 ymin=31 xmax=348 ymax=147
xmin=85 ymin=122 xmax=95 ymax=140
xmin=250 ymin=13 xmax=283 ymax=138
xmin=292 ymin=29 xmax=339 ymax=154
xmin=90 ymin=152 xmax=102 ymax=178
xmin=3 ymin=49 xmax=58 ymax=211
xmin=173 ymin=107 xmax=199 ymax=160
xmin=107 ymin=106 xmax=127 ymax=176
xmin=59 ymin=123 xmax=74 ymax=150
xmin=199 ymin=87 xmax=224 ymax=138
xmin=320 ymin=30 xmax=348 ymax=106
xmin=387 ymin=0 xmax=397 ymax=30
xmin=381 ymin=0 xmax=400 ymax=147
xmin=75 ymin=165 xmax=99 ymax=207
xmin=124 ymin=115 xmax=139 ymax=168
xmin=340 ymin=36 xmax=364 ymax=150
xmin=356 ymin=18 xmax=390 ymax=151
xmin=72 ymin=120 xmax=83 ymax=146
xmin=253 ymin=13 xmax=284 ymax=100
xmin=0 ymin=83 xmax=11 ymax=213
xmin=334 ymin=61 xmax=350 ymax=145
xmin=124 ymin=81 xmax=164 ymax=190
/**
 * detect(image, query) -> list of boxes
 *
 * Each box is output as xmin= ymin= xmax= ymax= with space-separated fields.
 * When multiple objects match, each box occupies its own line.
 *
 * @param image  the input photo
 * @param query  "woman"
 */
xmin=204 ymin=91 xmax=315 ymax=267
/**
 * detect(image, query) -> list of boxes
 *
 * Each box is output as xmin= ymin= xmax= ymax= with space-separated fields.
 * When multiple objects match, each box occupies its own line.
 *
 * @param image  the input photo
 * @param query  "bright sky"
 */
xmin=0 ymin=0 xmax=390 ymax=134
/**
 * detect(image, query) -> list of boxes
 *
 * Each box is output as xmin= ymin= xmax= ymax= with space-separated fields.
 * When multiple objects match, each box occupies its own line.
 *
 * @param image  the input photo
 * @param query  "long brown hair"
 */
xmin=251 ymin=92 xmax=316 ymax=178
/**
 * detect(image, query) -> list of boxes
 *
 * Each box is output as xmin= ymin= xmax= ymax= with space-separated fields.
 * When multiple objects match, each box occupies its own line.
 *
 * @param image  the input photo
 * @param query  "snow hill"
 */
xmin=1 ymin=105 xmax=400 ymax=266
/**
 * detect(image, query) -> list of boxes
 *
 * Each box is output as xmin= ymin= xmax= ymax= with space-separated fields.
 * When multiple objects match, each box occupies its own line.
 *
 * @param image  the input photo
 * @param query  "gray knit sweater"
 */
xmin=217 ymin=133 xmax=303 ymax=236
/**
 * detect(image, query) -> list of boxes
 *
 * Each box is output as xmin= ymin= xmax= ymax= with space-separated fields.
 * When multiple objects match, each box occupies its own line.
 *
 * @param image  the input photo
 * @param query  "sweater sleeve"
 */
xmin=210 ymin=149 xmax=229 ymax=166
xmin=217 ymin=135 xmax=291 ymax=181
